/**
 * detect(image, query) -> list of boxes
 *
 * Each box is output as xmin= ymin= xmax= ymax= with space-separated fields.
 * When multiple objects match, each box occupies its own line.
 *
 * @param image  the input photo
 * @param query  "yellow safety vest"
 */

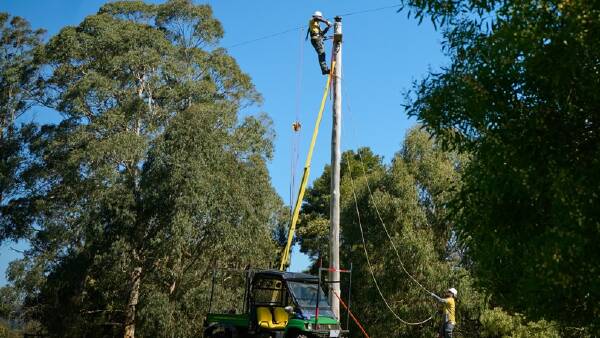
xmin=309 ymin=18 xmax=321 ymax=36
xmin=443 ymin=297 xmax=456 ymax=324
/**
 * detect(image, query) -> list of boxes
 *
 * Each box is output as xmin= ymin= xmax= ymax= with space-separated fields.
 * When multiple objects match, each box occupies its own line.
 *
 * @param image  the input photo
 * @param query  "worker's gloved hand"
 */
xmin=430 ymin=292 xmax=443 ymax=302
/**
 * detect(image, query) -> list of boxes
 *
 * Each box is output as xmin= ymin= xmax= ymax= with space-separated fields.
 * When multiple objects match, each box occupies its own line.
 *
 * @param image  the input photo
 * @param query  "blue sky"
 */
xmin=0 ymin=0 xmax=447 ymax=284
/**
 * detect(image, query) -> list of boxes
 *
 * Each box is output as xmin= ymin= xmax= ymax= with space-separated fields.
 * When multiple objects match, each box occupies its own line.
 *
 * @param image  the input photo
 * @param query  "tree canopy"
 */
xmin=299 ymin=129 xmax=475 ymax=337
xmin=299 ymin=128 xmax=562 ymax=337
xmin=1 ymin=0 xmax=598 ymax=336
xmin=0 ymin=12 xmax=44 ymax=218
xmin=0 ymin=1 xmax=283 ymax=337
xmin=402 ymin=0 xmax=600 ymax=333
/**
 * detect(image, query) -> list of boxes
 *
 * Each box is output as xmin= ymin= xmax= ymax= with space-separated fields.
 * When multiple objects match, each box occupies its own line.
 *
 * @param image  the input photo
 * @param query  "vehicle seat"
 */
xmin=257 ymin=307 xmax=273 ymax=329
xmin=273 ymin=307 xmax=289 ymax=326
xmin=256 ymin=307 xmax=287 ymax=330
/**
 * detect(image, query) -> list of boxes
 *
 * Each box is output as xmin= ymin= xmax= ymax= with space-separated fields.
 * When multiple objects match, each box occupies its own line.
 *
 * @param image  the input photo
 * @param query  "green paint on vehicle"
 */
xmin=206 ymin=313 xmax=249 ymax=327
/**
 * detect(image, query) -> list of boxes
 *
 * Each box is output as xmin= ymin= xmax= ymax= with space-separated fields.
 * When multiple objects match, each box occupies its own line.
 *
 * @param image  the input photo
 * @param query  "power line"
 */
xmin=339 ymin=4 xmax=402 ymax=17
xmin=353 ymin=142 xmax=438 ymax=294
xmin=225 ymin=26 xmax=305 ymax=49
xmin=354 ymin=133 xmax=436 ymax=295
xmin=224 ymin=3 xmax=403 ymax=49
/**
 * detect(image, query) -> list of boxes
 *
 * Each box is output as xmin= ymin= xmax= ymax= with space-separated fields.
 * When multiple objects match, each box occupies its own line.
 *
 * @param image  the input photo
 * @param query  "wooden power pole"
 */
xmin=329 ymin=15 xmax=342 ymax=319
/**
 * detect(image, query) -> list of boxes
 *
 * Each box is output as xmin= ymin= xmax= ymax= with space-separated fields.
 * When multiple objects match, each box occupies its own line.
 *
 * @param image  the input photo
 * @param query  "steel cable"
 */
xmin=224 ymin=3 xmax=403 ymax=49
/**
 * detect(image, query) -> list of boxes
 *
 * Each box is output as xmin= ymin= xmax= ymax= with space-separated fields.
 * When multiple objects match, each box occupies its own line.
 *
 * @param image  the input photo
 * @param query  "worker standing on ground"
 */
xmin=306 ymin=11 xmax=331 ymax=75
xmin=431 ymin=288 xmax=457 ymax=338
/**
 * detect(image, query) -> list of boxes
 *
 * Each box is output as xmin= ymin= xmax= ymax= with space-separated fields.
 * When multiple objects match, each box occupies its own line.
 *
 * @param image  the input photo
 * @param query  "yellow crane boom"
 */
xmin=279 ymin=62 xmax=336 ymax=271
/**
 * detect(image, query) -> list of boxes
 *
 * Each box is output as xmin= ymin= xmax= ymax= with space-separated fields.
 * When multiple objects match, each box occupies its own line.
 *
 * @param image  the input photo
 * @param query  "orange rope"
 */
xmin=331 ymin=289 xmax=371 ymax=338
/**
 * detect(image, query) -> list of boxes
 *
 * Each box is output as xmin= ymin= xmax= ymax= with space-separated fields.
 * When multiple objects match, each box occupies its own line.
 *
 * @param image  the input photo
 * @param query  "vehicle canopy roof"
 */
xmin=253 ymin=270 xmax=319 ymax=283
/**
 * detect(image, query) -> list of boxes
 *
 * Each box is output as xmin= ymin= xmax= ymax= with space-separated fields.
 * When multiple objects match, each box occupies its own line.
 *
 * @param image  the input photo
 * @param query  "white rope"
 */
xmin=340 ymin=67 xmax=437 ymax=297
xmin=345 ymin=155 xmax=434 ymax=325
xmin=289 ymin=28 xmax=305 ymax=223
xmin=354 ymin=150 xmax=435 ymax=295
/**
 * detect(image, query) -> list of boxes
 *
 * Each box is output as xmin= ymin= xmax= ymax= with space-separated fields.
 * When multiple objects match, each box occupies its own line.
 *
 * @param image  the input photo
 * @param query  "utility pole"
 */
xmin=329 ymin=15 xmax=342 ymax=319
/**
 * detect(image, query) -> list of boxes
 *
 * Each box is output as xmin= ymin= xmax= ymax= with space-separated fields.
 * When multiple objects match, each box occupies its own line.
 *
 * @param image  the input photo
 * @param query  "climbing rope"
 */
xmin=345 ymin=154 xmax=435 ymax=326
xmin=290 ymin=28 xmax=305 ymax=223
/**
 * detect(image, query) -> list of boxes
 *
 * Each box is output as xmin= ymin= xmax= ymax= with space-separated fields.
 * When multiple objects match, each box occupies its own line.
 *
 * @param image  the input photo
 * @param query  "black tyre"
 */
xmin=204 ymin=325 xmax=238 ymax=338
xmin=287 ymin=332 xmax=309 ymax=338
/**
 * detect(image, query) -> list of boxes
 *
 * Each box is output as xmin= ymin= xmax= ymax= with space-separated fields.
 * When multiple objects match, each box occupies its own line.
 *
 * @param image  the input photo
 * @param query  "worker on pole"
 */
xmin=306 ymin=11 xmax=331 ymax=75
xmin=431 ymin=288 xmax=457 ymax=338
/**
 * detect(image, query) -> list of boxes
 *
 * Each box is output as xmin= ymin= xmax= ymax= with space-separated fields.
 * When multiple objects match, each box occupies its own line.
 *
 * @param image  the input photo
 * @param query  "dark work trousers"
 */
xmin=310 ymin=35 xmax=328 ymax=73
xmin=439 ymin=322 xmax=454 ymax=338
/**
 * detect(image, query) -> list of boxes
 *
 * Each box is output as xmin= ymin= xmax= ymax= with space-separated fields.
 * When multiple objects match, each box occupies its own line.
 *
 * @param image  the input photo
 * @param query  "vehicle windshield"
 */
xmin=287 ymin=281 xmax=331 ymax=309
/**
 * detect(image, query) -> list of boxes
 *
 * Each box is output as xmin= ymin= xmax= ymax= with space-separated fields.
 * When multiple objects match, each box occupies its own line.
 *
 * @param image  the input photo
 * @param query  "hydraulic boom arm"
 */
xmin=279 ymin=62 xmax=336 ymax=271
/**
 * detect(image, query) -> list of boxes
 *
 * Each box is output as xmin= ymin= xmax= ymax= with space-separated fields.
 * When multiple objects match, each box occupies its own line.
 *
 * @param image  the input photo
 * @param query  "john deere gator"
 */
xmin=203 ymin=270 xmax=347 ymax=338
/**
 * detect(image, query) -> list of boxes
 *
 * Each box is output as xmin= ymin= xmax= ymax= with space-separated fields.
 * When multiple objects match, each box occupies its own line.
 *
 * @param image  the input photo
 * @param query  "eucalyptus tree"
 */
xmin=3 ymin=1 xmax=282 ymax=337
xmin=0 ymin=15 xmax=44 ymax=332
xmin=0 ymin=13 xmax=43 ymax=217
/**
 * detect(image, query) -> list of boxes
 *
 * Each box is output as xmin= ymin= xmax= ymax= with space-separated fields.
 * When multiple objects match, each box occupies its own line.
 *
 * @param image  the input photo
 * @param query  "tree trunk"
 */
xmin=124 ymin=266 xmax=142 ymax=338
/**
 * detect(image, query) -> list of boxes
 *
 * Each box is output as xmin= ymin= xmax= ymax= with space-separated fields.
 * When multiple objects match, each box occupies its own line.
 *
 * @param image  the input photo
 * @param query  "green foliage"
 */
xmin=1 ymin=1 xmax=282 ymax=337
xmin=299 ymin=128 xmax=562 ymax=337
xmin=403 ymin=0 xmax=600 ymax=332
xmin=0 ymin=321 xmax=19 ymax=338
xmin=480 ymin=307 xmax=560 ymax=338
xmin=299 ymin=128 xmax=470 ymax=337
xmin=0 ymin=13 xmax=45 ymax=335
xmin=0 ymin=12 xmax=44 ymax=135
xmin=298 ymin=147 xmax=385 ymax=263
xmin=0 ymin=13 xmax=44 ymax=230
xmin=0 ymin=286 xmax=20 ymax=321
xmin=338 ymin=130 xmax=469 ymax=337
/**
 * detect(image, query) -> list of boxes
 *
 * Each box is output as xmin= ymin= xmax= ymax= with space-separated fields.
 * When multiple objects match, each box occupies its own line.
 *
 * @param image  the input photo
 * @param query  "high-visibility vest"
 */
xmin=308 ymin=18 xmax=321 ymax=36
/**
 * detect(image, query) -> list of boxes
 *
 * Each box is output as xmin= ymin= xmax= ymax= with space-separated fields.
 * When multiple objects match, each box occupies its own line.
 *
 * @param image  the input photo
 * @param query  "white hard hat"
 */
xmin=313 ymin=11 xmax=323 ymax=18
xmin=448 ymin=288 xmax=458 ymax=297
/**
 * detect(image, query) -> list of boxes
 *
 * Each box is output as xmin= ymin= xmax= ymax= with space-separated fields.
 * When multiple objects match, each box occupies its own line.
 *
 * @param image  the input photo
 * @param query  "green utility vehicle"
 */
xmin=203 ymin=270 xmax=348 ymax=338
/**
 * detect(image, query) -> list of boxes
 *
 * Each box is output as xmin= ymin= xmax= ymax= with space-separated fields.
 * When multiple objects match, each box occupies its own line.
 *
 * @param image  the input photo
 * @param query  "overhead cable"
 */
xmin=338 ymin=4 xmax=403 ymax=17
xmin=225 ymin=26 xmax=305 ymax=49
xmin=225 ymin=3 xmax=403 ymax=49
